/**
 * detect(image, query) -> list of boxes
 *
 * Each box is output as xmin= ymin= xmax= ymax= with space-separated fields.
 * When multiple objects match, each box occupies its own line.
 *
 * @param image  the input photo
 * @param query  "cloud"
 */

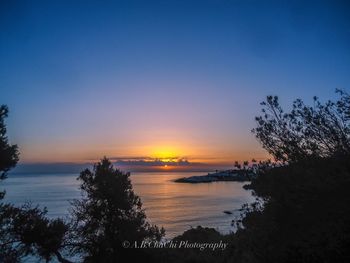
xmin=110 ymin=156 xmax=230 ymax=172
xmin=114 ymin=158 xmax=192 ymax=167
xmin=10 ymin=157 xmax=233 ymax=174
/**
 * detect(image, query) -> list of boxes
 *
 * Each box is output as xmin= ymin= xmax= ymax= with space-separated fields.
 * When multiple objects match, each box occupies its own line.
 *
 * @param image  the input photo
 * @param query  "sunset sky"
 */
xmin=1 ymin=1 xmax=350 ymax=171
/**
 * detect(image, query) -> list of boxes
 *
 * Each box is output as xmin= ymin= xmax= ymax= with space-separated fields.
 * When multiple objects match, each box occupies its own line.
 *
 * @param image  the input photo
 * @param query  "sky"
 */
xmin=1 ymin=0 xmax=350 ymax=172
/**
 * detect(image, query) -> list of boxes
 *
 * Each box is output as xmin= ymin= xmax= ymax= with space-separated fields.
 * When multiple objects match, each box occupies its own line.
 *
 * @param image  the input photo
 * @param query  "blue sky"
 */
xmin=1 ymin=0 xmax=350 ymax=171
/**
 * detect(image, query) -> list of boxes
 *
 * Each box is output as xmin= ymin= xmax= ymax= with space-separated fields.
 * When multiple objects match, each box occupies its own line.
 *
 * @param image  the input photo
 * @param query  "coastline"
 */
xmin=174 ymin=170 xmax=255 ymax=183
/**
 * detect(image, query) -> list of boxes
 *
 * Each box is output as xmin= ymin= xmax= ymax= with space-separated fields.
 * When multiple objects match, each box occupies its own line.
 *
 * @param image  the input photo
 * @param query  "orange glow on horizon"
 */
xmin=18 ymin=137 xmax=270 ymax=166
xmin=150 ymin=146 xmax=182 ymax=159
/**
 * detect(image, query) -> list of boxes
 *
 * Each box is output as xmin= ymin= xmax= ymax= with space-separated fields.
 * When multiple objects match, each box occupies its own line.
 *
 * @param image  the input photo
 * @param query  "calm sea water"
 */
xmin=2 ymin=172 xmax=254 ymax=238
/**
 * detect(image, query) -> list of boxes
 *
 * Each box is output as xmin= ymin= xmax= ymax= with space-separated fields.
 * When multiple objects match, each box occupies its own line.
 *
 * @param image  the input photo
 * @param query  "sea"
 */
xmin=2 ymin=172 xmax=255 ymax=238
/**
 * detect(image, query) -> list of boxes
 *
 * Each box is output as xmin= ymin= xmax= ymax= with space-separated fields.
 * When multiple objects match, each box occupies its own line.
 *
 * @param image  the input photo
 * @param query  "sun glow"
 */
xmin=151 ymin=146 xmax=182 ymax=161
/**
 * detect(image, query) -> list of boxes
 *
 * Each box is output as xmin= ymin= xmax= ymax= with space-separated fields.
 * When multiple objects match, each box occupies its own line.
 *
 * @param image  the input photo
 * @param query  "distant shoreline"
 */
xmin=174 ymin=170 xmax=254 ymax=183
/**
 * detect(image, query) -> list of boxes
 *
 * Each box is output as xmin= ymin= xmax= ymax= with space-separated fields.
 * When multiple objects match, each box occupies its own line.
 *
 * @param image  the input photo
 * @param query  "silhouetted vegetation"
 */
xmin=1 ymin=204 xmax=69 ymax=262
xmin=153 ymin=226 xmax=228 ymax=263
xmin=2 ymin=90 xmax=350 ymax=262
xmin=0 ymin=105 xmax=19 ymax=199
xmin=158 ymin=90 xmax=350 ymax=263
xmin=229 ymin=155 xmax=350 ymax=263
xmin=0 ymin=105 xmax=70 ymax=263
xmin=0 ymin=106 xmax=163 ymax=262
xmin=69 ymin=157 xmax=164 ymax=262
xmin=226 ymin=90 xmax=350 ymax=263
xmin=252 ymin=89 xmax=350 ymax=162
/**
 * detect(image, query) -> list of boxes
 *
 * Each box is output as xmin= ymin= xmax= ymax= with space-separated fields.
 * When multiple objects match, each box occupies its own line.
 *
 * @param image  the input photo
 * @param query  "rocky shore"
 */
xmin=174 ymin=170 xmax=254 ymax=183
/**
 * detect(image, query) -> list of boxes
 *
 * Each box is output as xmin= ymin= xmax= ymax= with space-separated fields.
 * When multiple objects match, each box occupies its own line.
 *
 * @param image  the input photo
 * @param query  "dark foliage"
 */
xmin=3 ymin=88 xmax=350 ymax=263
xmin=252 ymin=90 xmax=350 ymax=162
xmin=154 ymin=226 xmax=228 ymax=263
xmin=226 ymin=91 xmax=350 ymax=263
xmin=0 ymin=105 xmax=70 ymax=263
xmin=0 ymin=105 xmax=19 ymax=199
xmin=229 ymin=156 xmax=350 ymax=263
xmin=1 ymin=107 xmax=164 ymax=262
xmin=70 ymin=157 xmax=164 ymax=262
xmin=0 ymin=204 xmax=69 ymax=263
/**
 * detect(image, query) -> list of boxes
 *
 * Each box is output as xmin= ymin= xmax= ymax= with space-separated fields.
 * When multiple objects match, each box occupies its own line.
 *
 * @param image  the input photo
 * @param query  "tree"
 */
xmin=1 ymin=204 xmax=70 ymax=263
xmin=230 ymin=155 xmax=350 ymax=263
xmin=227 ymin=91 xmax=350 ymax=263
xmin=0 ymin=104 xmax=20 ymax=261
xmin=252 ymin=90 xmax=350 ymax=163
xmin=0 ymin=105 xmax=70 ymax=263
xmin=70 ymin=157 xmax=164 ymax=262
xmin=0 ymin=105 xmax=19 ymax=199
